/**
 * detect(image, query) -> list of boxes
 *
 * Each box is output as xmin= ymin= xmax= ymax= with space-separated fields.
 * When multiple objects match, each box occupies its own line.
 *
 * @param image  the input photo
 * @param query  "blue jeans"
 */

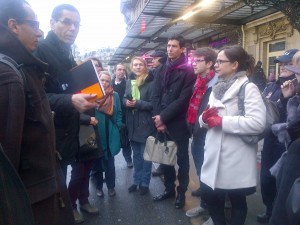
xmin=191 ymin=136 xmax=205 ymax=177
xmin=131 ymin=141 xmax=152 ymax=187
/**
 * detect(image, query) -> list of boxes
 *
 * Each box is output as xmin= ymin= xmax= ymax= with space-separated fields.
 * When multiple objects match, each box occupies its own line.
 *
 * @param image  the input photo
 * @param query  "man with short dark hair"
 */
xmin=152 ymin=35 xmax=195 ymax=209
xmin=112 ymin=63 xmax=133 ymax=168
xmin=0 ymin=0 xmax=74 ymax=224
xmin=150 ymin=50 xmax=167 ymax=69
xmin=35 ymin=4 xmax=99 ymax=223
xmin=185 ymin=47 xmax=217 ymax=220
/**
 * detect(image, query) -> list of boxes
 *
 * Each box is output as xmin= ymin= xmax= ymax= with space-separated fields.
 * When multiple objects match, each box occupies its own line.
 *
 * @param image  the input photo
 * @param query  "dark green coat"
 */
xmin=95 ymin=92 xmax=122 ymax=159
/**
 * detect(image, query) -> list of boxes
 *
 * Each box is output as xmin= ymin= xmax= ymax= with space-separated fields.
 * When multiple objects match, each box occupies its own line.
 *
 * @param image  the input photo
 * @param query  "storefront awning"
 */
xmin=109 ymin=0 xmax=278 ymax=65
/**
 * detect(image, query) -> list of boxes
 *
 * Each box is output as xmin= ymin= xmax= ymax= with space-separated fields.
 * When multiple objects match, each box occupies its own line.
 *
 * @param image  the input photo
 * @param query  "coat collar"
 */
xmin=0 ymin=24 xmax=47 ymax=71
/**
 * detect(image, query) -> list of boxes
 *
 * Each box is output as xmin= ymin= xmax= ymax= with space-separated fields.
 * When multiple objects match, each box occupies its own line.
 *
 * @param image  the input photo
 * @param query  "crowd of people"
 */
xmin=1 ymin=1 xmax=300 ymax=225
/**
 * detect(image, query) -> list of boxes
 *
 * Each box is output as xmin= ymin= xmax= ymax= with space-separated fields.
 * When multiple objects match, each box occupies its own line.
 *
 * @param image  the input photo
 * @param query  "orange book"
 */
xmin=62 ymin=60 xmax=105 ymax=100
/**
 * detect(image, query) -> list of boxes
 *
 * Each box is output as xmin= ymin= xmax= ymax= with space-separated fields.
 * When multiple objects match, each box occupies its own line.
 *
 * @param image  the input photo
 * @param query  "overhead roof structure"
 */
xmin=109 ymin=0 xmax=279 ymax=65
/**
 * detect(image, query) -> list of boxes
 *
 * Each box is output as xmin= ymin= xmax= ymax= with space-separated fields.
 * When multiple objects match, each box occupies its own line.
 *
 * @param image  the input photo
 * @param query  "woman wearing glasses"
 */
xmin=198 ymin=45 xmax=266 ymax=225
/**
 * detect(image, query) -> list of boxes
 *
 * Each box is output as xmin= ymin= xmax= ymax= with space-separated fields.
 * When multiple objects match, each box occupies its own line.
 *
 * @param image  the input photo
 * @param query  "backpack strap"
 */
xmin=0 ymin=53 xmax=27 ymax=88
xmin=238 ymin=81 xmax=250 ymax=116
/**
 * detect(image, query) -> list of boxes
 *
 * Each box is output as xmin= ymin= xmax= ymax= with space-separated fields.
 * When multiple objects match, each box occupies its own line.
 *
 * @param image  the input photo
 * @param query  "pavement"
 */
xmin=69 ymin=140 xmax=266 ymax=225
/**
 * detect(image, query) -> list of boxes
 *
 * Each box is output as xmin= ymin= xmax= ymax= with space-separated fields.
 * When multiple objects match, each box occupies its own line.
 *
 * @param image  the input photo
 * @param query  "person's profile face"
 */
xmin=50 ymin=9 xmax=80 ymax=45
xmin=10 ymin=3 xmax=42 ymax=52
xmin=167 ymin=40 xmax=184 ymax=61
xmin=279 ymin=61 xmax=294 ymax=78
xmin=151 ymin=57 xmax=161 ymax=68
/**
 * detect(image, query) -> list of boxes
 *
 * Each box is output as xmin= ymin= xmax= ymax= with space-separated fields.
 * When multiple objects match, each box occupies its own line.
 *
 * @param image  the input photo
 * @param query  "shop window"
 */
xmin=266 ymin=41 xmax=285 ymax=80
xmin=269 ymin=41 xmax=285 ymax=52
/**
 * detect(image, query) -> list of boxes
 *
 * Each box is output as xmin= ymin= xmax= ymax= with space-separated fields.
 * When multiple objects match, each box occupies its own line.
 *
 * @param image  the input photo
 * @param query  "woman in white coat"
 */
xmin=199 ymin=45 xmax=266 ymax=225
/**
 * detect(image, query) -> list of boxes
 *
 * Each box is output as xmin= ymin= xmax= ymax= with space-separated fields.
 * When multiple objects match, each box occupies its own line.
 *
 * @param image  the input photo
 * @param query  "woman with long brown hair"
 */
xmin=199 ymin=45 xmax=266 ymax=225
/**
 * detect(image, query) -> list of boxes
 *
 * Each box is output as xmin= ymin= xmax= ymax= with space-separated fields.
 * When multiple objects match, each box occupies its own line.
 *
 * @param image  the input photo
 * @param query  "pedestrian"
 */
xmin=0 ymin=0 xmax=74 ymax=224
xmin=151 ymin=35 xmax=195 ymax=209
xmin=124 ymin=56 xmax=155 ymax=195
xmin=112 ymin=63 xmax=133 ymax=168
xmin=269 ymin=50 xmax=300 ymax=225
xmin=199 ymin=45 xmax=266 ymax=225
xmin=92 ymin=71 xmax=122 ymax=198
xmin=185 ymin=47 xmax=217 ymax=224
xmin=34 ymin=4 xmax=99 ymax=223
xmin=257 ymin=48 xmax=298 ymax=224
xmin=251 ymin=60 xmax=266 ymax=92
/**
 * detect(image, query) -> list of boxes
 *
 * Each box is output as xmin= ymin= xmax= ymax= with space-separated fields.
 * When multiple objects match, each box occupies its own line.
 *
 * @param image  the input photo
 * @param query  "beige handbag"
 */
xmin=144 ymin=135 xmax=177 ymax=166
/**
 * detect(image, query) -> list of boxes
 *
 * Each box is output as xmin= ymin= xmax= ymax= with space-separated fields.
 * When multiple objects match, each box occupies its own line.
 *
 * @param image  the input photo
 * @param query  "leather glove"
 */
xmin=202 ymin=106 xmax=219 ymax=122
xmin=206 ymin=115 xmax=222 ymax=128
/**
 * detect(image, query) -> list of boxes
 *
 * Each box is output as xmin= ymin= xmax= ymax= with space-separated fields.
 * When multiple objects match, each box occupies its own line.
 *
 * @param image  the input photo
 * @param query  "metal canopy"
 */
xmin=109 ymin=0 xmax=278 ymax=65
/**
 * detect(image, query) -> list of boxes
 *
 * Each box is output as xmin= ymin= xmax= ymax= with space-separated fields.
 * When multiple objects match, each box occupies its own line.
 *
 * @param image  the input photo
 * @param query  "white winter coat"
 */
xmin=199 ymin=74 xmax=266 ymax=190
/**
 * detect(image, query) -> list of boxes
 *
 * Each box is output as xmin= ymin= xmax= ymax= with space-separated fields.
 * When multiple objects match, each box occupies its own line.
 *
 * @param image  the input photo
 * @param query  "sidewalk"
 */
xmin=69 ymin=140 xmax=265 ymax=225
xmin=187 ymin=140 xmax=265 ymax=225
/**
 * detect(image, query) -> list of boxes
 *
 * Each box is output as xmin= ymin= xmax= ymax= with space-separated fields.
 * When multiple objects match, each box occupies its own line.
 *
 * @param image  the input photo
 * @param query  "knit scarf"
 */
xmin=163 ymin=53 xmax=187 ymax=90
xmin=97 ymin=86 xmax=114 ymax=116
xmin=212 ymin=71 xmax=246 ymax=100
xmin=187 ymin=70 xmax=215 ymax=125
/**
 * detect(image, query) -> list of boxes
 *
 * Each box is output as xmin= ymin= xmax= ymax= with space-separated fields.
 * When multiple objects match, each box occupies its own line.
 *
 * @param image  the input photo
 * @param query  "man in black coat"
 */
xmin=35 ymin=4 xmax=99 ymax=223
xmin=112 ymin=63 xmax=133 ymax=168
xmin=0 ymin=1 xmax=74 ymax=224
xmin=152 ymin=35 xmax=195 ymax=209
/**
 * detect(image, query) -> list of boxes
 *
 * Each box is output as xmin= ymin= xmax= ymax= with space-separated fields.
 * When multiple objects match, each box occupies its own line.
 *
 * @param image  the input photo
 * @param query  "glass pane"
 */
xmin=268 ymin=56 xmax=276 ymax=81
xmin=269 ymin=41 xmax=285 ymax=52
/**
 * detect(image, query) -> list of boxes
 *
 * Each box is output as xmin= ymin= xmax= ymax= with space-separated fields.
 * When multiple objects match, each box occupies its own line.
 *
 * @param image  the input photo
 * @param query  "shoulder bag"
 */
xmin=143 ymin=134 xmax=177 ymax=166
xmin=238 ymin=81 xmax=280 ymax=144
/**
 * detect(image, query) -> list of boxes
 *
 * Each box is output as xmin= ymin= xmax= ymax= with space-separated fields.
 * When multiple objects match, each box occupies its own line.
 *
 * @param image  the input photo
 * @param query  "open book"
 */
xmin=61 ymin=59 xmax=105 ymax=100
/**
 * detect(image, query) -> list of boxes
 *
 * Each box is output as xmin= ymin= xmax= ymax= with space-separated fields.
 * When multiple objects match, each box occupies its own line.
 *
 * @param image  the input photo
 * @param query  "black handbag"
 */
xmin=79 ymin=125 xmax=98 ymax=153
xmin=286 ymin=178 xmax=300 ymax=225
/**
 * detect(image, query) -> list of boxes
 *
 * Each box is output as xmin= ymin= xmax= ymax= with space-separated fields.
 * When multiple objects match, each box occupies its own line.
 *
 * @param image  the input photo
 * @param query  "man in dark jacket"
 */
xmin=152 ymin=35 xmax=195 ymax=209
xmin=35 ymin=4 xmax=99 ymax=223
xmin=257 ymin=48 xmax=298 ymax=223
xmin=185 ymin=47 xmax=217 ymax=218
xmin=112 ymin=63 xmax=133 ymax=168
xmin=149 ymin=49 xmax=167 ymax=176
xmin=0 ymin=0 xmax=74 ymax=224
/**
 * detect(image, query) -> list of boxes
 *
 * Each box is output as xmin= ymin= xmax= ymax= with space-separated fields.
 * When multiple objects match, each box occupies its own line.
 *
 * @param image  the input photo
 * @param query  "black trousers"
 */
xmin=161 ymin=138 xmax=189 ymax=194
xmin=201 ymin=182 xmax=253 ymax=225
xmin=260 ymin=132 xmax=285 ymax=214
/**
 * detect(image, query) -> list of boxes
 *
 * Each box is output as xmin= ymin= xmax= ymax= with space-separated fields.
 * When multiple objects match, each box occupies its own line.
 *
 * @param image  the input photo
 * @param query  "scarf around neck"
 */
xmin=187 ymin=70 xmax=215 ymax=125
xmin=97 ymin=86 xmax=114 ymax=116
xmin=131 ymin=80 xmax=140 ymax=100
xmin=163 ymin=53 xmax=187 ymax=89
xmin=212 ymin=71 xmax=246 ymax=100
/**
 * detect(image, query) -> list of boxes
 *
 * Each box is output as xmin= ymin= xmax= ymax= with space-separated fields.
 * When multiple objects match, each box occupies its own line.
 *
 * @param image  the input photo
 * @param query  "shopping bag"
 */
xmin=144 ymin=135 xmax=177 ymax=166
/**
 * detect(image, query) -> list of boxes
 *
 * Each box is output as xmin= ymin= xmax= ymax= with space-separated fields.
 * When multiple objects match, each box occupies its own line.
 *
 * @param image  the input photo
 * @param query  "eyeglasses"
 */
xmin=215 ymin=59 xmax=231 ymax=65
xmin=15 ymin=19 xmax=40 ymax=31
xmin=57 ymin=19 xmax=81 ymax=28
xmin=192 ymin=59 xmax=206 ymax=64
